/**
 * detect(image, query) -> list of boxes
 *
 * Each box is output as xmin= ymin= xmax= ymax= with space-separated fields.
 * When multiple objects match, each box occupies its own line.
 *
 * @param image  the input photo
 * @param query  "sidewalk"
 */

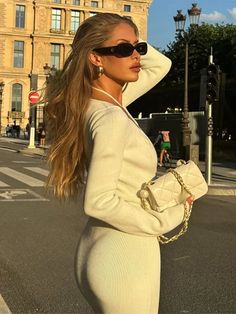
xmin=0 ymin=136 xmax=236 ymax=196
xmin=199 ymin=161 xmax=236 ymax=196
xmin=0 ymin=136 xmax=47 ymax=157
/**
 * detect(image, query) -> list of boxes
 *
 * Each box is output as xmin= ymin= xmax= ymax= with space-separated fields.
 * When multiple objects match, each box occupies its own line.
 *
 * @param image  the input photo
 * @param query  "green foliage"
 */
xmin=160 ymin=23 xmax=236 ymax=85
xmin=148 ymin=23 xmax=236 ymax=138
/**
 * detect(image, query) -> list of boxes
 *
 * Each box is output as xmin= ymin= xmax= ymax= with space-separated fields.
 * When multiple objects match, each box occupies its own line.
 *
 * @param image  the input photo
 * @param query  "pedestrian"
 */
xmin=39 ymin=128 xmax=46 ymax=146
xmin=5 ymin=124 xmax=11 ymax=137
xmin=154 ymin=130 xmax=171 ymax=166
xmin=16 ymin=125 xmax=21 ymax=138
xmin=12 ymin=121 xmax=17 ymax=138
xmin=45 ymin=13 xmax=193 ymax=314
xmin=26 ymin=123 xmax=30 ymax=139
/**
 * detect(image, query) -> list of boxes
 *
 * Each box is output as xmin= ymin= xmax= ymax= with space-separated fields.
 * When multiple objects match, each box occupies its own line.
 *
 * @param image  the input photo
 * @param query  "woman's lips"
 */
xmin=130 ymin=65 xmax=141 ymax=72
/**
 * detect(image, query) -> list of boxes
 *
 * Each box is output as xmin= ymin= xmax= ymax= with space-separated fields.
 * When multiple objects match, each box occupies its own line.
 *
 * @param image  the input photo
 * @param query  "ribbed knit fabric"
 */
xmin=75 ymin=45 xmax=184 ymax=313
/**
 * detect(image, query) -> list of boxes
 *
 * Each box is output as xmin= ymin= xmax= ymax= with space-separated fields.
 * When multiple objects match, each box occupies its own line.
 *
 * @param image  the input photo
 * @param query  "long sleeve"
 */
xmin=84 ymin=105 xmax=185 ymax=237
xmin=122 ymin=42 xmax=172 ymax=107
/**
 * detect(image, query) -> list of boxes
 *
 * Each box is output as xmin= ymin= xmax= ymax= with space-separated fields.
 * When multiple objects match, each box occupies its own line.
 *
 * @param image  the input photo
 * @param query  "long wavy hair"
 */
xmin=45 ymin=13 xmax=138 ymax=199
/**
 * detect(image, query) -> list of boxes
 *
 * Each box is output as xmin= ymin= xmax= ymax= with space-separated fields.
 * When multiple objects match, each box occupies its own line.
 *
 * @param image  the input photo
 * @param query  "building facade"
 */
xmin=0 ymin=0 xmax=153 ymax=134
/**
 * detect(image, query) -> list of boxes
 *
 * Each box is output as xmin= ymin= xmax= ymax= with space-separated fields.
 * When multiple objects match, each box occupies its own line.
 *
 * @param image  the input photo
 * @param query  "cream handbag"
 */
xmin=139 ymin=160 xmax=208 ymax=244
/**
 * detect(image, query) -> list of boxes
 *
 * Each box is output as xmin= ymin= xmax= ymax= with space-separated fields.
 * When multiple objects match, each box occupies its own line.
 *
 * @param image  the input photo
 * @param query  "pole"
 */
xmin=0 ymin=91 xmax=2 ymax=136
xmin=28 ymin=1 xmax=37 ymax=149
xmin=184 ymin=41 xmax=189 ymax=118
xmin=28 ymin=74 xmax=38 ymax=148
xmin=205 ymin=101 xmax=213 ymax=184
xmin=28 ymin=103 xmax=36 ymax=148
xmin=205 ymin=47 xmax=214 ymax=184
xmin=182 ymin=40 xmax=191 ymax=158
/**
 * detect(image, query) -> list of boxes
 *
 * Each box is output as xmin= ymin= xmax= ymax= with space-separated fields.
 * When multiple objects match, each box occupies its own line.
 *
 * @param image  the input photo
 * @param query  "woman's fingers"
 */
xmin=186 ymin=195 xmax=194 ymax=205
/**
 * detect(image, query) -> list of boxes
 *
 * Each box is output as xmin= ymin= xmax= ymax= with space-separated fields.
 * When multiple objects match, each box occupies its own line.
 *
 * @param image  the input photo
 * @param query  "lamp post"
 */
xmin=43 ymin=63 xmax=57 ymax=83
xmin=173 ymin=3 xmax=201 ymax=149
xmin=0 ymin=81 xmax=5 ymax=136
xmin=28 ymin=74 xmax=38 ymax=149
xmin=42 ymin=64 xmax=57 ymax=144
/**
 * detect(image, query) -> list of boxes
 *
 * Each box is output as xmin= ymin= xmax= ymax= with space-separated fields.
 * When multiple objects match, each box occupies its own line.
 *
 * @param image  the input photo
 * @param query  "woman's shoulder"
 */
xmin=87 ymin=99 xmax=126 ymax=120
xmin=86 ymin=99 xmax=129 ymax=131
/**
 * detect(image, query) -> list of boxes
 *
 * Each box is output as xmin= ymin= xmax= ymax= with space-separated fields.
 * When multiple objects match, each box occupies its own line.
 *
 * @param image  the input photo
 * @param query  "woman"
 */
xmin=45 ymin=13 xmax=193 ymax=314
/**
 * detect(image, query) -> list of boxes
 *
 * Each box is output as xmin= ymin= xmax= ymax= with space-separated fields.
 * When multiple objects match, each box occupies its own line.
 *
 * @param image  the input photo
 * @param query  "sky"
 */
xmin=148 ymin=0 xmax=236 ymax=50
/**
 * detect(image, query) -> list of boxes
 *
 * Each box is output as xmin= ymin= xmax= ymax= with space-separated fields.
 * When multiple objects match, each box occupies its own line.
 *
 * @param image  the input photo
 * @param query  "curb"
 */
xmin=0 ymin=145 xmax=46 ymax=157
xmin=207 ymin=185 xmax=236 ymax=196
xmin=0 ymin=146 xmax=19 ymax=153
xmin=19 ymin=148 xmax=47 ymax=157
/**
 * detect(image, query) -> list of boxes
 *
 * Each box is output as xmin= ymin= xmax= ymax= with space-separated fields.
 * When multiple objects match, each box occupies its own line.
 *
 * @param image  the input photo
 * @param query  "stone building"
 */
xmin=0 ymin=0 xmax=153 ymax=134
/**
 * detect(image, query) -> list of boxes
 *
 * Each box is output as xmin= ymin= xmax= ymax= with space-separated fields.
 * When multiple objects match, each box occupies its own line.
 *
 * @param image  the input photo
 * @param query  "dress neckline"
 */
xmin=92 ymin=87 xmax=122 ymax=107
xmin=91 ymin=87 xmax=140 ymax=129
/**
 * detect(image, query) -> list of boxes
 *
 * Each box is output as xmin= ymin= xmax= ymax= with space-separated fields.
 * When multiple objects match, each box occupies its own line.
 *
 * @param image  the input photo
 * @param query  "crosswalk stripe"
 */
xmin=24 ymin=167 xmax=49 ymax=176
xmin=0 ymin=180 xmax=10 ymax=187
xmin=0 ymin=294 xmax=12 ymax=314
xmin=0 ymin=167 xmax=45 ymax=187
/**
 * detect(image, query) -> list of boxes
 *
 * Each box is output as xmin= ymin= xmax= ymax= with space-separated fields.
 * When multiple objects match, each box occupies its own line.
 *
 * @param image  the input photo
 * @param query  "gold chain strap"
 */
xmin=158 ymin=202 xmax=192 ymax=244
xmin=168 ymin=168 xmax=193 ymax=197
xmin=157 ymin=168 xmax=193 ymax=244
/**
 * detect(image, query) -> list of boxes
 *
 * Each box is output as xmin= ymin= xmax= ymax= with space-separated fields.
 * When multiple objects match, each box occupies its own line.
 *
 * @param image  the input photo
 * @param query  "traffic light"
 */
xmin=206 ymin=64 xmax=220 ymax=104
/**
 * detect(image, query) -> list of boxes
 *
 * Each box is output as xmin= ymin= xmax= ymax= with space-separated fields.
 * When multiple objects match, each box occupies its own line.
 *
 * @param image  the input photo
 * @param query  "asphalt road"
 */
xmin=0 ymin=148 xmax=235 ymax=313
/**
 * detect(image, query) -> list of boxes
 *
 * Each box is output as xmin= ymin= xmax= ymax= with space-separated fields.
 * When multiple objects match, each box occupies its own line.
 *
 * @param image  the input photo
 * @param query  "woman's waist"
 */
xmin=83 ymin=217 xmax=159 ymax=243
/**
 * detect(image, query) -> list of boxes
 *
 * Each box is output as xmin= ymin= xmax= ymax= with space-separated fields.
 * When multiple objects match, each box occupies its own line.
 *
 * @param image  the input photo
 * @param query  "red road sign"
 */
xmin=28 ymin=91 xmax=40 ymax=104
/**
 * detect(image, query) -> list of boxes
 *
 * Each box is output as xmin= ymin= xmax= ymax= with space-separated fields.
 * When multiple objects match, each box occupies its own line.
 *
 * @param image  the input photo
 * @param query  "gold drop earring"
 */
xmin=97 ymin=66 xmax=104 ymax=77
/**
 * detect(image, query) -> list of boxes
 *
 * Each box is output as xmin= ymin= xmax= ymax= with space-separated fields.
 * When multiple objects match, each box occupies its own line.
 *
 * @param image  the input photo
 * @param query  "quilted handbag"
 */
xmin=139 ymin=160 xmax=208 ymax=244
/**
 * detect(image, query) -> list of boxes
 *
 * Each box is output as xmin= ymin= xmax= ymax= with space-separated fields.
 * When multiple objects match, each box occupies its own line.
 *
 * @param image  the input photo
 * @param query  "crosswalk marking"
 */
xmin=24 ymin=167 xmax=49 ymax=176
xmin=12 ymin=161 xmax=37 ymax=164
xmin=0 ymin=167 xmax=45 ymax=187
xmin=0 ymin=180 xmax=10 ymax=187
xmin=0 ymin=294 xmax=12 ymax=314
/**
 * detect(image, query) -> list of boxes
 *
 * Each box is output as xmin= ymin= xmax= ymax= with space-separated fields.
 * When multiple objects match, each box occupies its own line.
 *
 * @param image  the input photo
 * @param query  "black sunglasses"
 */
xmin=93 ymin=42 xmax=148 ymax=57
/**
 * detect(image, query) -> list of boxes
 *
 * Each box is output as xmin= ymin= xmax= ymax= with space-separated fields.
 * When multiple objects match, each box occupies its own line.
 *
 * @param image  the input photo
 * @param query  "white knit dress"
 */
xmin=75 ymin=45 xmax=185 ymax=314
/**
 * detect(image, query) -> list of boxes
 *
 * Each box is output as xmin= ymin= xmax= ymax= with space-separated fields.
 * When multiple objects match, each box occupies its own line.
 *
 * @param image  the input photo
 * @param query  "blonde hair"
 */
xmin=45 ymin=13 xmax=138 ymax=199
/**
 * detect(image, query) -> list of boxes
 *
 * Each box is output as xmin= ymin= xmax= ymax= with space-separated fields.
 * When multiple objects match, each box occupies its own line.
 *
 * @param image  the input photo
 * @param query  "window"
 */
xmin=73 ymin=0 xmax=80 ymax=4
xmin=71 ymin=11 xmax=80 ymax=33
xmin=124 ymin=4 xmax=131 ymax=12
xmin=15 ymin=5 xmax=25 ymax=28
xmin=53 ymin=0 xmax=61 ymax=3
xmin=50 ymin=44 xmax=60 ymax=69
xmin=12 ymin=84 xmax=22 ymax=112
xmin=91 ymin=1 xmax=98 ymax=7
xmin=51 ymin=9 xmax=61 ymax=30
xmin=14 ymin=41 xmax=24 ymax=68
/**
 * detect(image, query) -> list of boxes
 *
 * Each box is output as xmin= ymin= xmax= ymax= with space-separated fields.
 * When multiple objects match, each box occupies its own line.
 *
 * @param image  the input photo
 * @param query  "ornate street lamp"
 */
xmin=41 ymin=64 xmax=57 ymax=146
xmin=43 ymin=63 xmax=51 ymax=76
xmin=43 ymin=63 xmax=57 ymax=83
xmin=0 ymin=81 xmax=5 ymax=136
xmin=173 ymin=3 xmax=201 ymax=148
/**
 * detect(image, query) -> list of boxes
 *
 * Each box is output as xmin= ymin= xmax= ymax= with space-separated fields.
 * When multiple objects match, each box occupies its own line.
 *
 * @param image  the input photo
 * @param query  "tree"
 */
xmin=162 ymin=23 xmax=236 ymax=85
xmin=129 ymin=23 xmax=236 ymax=139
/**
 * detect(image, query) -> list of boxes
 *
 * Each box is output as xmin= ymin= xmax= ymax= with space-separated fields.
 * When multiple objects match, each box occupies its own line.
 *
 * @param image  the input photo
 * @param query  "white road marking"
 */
xmin=0 ymin=167 xmax=45 ymax=187
xmin=0 ymin=190 xmax=27 ymax=200
xmin=24 ymin=167 xmax=49 ymax=176
xmin=0 ymin=147 xmax=17 ymax=152
xmin=0 ymin=295 xmax=12 ymax=314
xmin=0 ymin=180 xmax=10 ymax=187
xmin=0 ymin=188 xmax=49 ymax=201
xmin=12 ymin=161 xmax=37 ymax=164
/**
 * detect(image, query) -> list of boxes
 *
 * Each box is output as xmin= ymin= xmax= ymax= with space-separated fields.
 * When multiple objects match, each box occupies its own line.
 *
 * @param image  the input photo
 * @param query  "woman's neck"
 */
xmin=91 ymin=82 xmax=123 ymax=107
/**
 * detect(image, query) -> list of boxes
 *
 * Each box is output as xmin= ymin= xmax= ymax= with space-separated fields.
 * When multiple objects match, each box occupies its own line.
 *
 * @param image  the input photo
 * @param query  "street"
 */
xmin=0 ymin=148 xmax=236 ymax=313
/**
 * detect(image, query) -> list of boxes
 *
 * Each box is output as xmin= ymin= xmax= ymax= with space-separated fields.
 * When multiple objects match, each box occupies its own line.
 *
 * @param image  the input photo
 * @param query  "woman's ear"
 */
xmin=89 ymin=52 xmax=102 ymax=67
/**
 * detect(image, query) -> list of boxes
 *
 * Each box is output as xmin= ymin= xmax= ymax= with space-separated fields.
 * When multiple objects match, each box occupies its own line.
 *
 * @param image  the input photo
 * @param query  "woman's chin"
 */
xmin=126 ymin=73 xmax=139 ymax=82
